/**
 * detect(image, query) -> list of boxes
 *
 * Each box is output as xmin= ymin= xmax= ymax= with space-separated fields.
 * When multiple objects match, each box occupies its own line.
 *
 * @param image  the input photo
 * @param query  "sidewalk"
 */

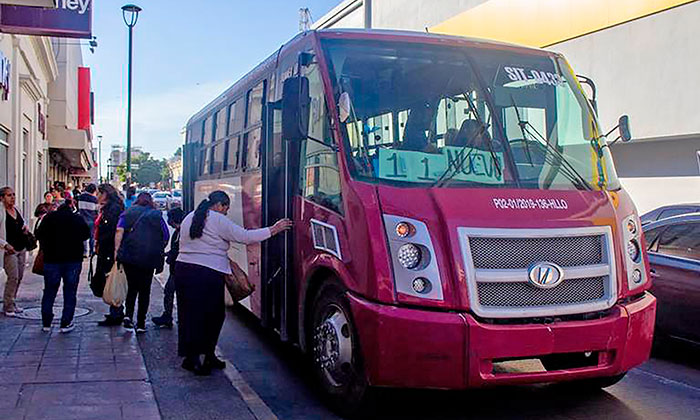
xmin=0 ymin=255 xmax=160 ymax=420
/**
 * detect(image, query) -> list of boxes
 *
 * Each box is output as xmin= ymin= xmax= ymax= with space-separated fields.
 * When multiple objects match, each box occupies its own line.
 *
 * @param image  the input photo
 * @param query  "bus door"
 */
xmin=262 ymin=59 xmax=300 ymax=339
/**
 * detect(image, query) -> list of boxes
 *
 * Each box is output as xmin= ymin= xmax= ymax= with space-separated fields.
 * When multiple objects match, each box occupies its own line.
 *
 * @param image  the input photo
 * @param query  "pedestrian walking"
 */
xmin=1 ymin=187 xmax=30 ymax=317
xmin=175 ymin=190 xmax=291 ymax=375
xmin=124 ymin=186 xmax=137 ymax=209
xmin=34 ymin=191 xmax=57 ymax=221
xmin=152 ymin=207 xmax=185 ymax=328
xmin=35 ymin=198 xmax=90 ymax=333
xmin=115 ymin=192 xmax=169 ymax=333
xmin=95 ymin=184 xmax=126 ymax=326
xmin=77 ymin=184 xmax=99 ymax=256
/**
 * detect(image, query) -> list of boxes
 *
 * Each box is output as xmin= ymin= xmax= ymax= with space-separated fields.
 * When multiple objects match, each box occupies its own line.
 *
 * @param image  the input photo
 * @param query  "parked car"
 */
xmin=170 ymin=190 xmax=182 ymax=208
xmin=153 ymin=191 xmax=172 ymax=210
xmin=643 ymin=213 xmax=700 ymax=345
xmin=641 ymin=203 xmax=700 ymax=225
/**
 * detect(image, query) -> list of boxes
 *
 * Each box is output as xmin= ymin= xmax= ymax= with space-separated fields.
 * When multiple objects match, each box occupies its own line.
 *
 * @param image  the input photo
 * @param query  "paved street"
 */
xmin=1 ymin=255 xmax=699 ymax=419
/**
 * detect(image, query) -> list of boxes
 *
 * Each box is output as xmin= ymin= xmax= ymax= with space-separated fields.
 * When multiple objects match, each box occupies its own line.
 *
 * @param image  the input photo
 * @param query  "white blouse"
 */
xmin=177 ymin=210 xmax=271 ymax=274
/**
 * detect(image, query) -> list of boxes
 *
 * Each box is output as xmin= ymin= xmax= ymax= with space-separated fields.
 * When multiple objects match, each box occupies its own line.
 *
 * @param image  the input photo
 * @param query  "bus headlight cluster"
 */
xmin=398 ymin=243 xmax=422 ymax=270
xmin=384 ymin=215 xmax=443 ymax=301
xmin=622 ymin=214 xmax=647 ymax=290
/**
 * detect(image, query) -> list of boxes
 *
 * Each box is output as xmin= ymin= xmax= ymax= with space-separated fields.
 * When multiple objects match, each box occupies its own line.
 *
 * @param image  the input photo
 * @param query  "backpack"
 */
xmin=117 ymin=208 xmax=167 ymax=270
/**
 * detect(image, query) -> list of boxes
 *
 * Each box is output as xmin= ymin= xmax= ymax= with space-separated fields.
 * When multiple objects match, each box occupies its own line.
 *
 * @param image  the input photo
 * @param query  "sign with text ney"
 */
xmin=0 ymin=0 xmax=92 ymax=39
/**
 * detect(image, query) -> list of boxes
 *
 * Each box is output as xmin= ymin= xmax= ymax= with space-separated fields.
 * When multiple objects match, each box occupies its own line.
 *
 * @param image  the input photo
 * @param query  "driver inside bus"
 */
xmin=399 ymin=101 xmax=439 ymax=154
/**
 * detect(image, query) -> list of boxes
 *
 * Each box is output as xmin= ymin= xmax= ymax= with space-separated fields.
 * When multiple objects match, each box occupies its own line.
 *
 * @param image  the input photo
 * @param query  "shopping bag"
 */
xmin=32 ymin=249 xmax=44 ymax=275
xmin=224 ymin=259 xmax=255 ymax=302
xmin=102 ymin=263 xmax=128 ymax=307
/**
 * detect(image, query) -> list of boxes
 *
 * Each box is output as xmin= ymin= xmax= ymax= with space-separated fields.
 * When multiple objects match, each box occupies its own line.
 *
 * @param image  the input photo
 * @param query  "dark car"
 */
xmin=641 ymin=203 xmax=700 ymax=225
xmin=643 ymin=213 xmax=700 ymax=344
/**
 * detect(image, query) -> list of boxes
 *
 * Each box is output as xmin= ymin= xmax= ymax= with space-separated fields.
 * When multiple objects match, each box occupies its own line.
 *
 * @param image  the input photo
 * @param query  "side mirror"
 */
xmin=281 ymin=76 xmax=310 ymax=142
xmin=618 ymin=115 xmax=632 ymax=143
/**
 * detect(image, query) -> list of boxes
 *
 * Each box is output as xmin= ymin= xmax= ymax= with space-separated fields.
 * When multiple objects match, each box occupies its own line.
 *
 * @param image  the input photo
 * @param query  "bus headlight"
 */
xmin=398 ymin=243 xmax=422 ymax=269
xmin=622 ymin=214 xmax=647 ymax=290
xmin=627 ymin=239 xmax=641 ymax=262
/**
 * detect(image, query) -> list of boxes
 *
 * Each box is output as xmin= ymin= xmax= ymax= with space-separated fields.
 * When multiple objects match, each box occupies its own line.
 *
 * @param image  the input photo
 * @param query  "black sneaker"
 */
xmin=204 ymin=355 xmax=226 ymax=370
xmin=181 ymin=357 xmax=211 ymax=376
xmin=98 ymin=315 xmax=123 ymax=327
xmin=123 ymin=318 xmax=134 ymax=329
xmin=135 ymin=324 xmax=146 ymax=334
xmin=59 ymin=323 xmax=75 ymax=333
xmin=152 ymin=315 xmax=173 ymax=329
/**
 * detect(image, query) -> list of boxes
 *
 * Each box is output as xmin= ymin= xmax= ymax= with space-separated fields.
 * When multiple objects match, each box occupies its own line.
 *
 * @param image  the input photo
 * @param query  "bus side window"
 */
xmin=247 ymin=128 xmax=262 ymax=169
xmin=201 ymin=146 xmax=212 ymax=175
xmin=212 ymin=142 xmax=225 ymax=174
xmin=299 ymin=53 xmax=343 ymax=214
xmin=240 ymin=133 xmax=249 ymax=169
xmin=225 ymin=136 xmax=240 ymax=171
xmin=203 ymin=116 xmax=214 ymax=144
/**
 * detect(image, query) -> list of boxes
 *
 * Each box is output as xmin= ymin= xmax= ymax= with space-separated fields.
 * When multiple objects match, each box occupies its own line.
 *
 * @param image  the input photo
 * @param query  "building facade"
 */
xmin=0 ymin=32 xmax=56 ymax=223
xmin=47 ymin=38 xmax=95 ymax=193
xmin=314 ymin=0 xmax=700 ymax=213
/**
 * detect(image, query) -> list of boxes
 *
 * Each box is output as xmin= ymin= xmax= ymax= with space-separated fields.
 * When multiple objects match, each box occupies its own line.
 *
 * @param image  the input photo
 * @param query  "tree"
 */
xmin=116 ymin=164 xmax=127 ymax=183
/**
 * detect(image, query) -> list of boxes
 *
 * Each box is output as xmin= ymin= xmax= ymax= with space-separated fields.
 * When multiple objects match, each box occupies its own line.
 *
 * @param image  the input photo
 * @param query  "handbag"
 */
xmin=24 ymin=231 xmax=38 ymax=252
xmin=224 ymin=258 xmax=255 ymax=302
xmin=102 ymin=263 xmax=128 ymax=307
xmin=90 ymin=256 xmax=112 ymax=298
xmin=32 ymin=249 xmax=44 ymax=275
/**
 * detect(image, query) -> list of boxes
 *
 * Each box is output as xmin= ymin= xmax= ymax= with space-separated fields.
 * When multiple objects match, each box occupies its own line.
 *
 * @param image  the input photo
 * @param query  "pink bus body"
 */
xmin=185 ymin=29 xmax=656 ymax=408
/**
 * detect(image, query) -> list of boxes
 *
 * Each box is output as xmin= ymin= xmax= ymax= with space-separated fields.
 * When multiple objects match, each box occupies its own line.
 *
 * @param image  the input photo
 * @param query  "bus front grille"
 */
xmin=477 ymin=276 xmax=606 ymax=308
xmin=458 ymin=226 xmax=617 ymax=319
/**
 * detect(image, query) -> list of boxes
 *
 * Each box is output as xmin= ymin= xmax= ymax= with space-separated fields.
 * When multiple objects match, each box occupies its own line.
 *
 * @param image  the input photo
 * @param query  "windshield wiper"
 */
xmin=507 ymin=97 xmax=594 ymax=191
xmin=433 ymin=92 xmax=501 ymax=188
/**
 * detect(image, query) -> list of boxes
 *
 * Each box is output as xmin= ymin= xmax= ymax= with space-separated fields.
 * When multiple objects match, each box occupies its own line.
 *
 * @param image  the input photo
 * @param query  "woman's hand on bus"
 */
xmin=271 ymin=219 xmax=293 ymax=236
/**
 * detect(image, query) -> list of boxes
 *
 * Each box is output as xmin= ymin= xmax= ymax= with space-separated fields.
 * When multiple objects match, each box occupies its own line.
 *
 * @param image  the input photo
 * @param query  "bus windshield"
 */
xmin=322 ymin=39 xmax=620 ymax=191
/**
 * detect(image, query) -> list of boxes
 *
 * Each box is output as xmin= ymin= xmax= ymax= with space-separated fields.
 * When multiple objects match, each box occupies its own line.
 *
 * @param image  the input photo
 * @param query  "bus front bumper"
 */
xmin=348 ymin=292 xmax=656 ymax=389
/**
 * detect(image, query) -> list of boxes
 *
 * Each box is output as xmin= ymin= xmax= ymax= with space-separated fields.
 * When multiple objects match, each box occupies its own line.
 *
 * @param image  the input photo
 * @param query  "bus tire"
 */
xmin=310 ymin=283 xmax=368 ymax=416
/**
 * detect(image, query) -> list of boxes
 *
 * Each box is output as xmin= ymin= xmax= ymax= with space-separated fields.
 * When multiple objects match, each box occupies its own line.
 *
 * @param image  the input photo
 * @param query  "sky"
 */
xmin=84 ymin=0 xmax=339 ymax=172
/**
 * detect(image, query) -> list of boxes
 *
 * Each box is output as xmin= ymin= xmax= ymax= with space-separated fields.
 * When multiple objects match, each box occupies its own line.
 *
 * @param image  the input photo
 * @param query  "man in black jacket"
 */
xmin=35 ymin=198 xmax=91 ymax=333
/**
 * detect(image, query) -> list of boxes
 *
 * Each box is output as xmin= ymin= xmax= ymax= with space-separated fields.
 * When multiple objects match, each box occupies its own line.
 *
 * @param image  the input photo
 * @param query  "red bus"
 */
xmin=184 ymin=29 xmax=656 ymax=410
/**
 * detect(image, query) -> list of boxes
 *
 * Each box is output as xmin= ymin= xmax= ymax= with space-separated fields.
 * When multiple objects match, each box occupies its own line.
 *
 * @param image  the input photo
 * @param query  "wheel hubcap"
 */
xmin=313 ymin=304 xmax=353 ymax=386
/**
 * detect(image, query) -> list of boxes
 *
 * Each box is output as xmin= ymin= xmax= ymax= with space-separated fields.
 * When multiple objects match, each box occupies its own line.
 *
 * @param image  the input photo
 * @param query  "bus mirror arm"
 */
xmin=281 ymin=76 xmax=310 ymax=142
xmin=603 ymin=115 xmax=633 ymax=147
xmin=577 ymin=74 xmax=598 ymax=115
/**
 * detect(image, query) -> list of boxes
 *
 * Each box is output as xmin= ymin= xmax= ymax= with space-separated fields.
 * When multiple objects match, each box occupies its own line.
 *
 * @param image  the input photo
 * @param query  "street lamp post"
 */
xmin=122 ymin=4 xmax=141 ymax=190
xmin=97 ymin=135 xmax=102 ymax=183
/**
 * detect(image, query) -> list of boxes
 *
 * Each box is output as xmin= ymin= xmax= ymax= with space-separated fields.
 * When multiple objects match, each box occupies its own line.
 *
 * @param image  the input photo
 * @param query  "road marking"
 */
xmin=632 ymin=368 xmax=700 ymax=393
xmin=217 ymin=346 xmax=278 ymax=420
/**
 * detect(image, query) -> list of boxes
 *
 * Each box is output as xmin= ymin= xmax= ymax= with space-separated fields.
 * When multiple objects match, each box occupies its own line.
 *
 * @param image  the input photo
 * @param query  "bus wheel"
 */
xmin=311 ymin=285 xmax=368 ymax=415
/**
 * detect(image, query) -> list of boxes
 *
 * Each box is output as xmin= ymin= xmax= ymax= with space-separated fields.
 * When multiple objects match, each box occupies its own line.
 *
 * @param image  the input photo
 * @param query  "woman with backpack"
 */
xmin=175 ymin=190 xmax=291 ymax=375
xmin=114 ymin=192 xmax=169 ymax=333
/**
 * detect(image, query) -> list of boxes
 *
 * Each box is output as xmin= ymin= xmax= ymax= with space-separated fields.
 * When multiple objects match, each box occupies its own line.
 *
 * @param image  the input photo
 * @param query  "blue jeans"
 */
xmin=42 ymin=262 xmax=82 ymax=327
